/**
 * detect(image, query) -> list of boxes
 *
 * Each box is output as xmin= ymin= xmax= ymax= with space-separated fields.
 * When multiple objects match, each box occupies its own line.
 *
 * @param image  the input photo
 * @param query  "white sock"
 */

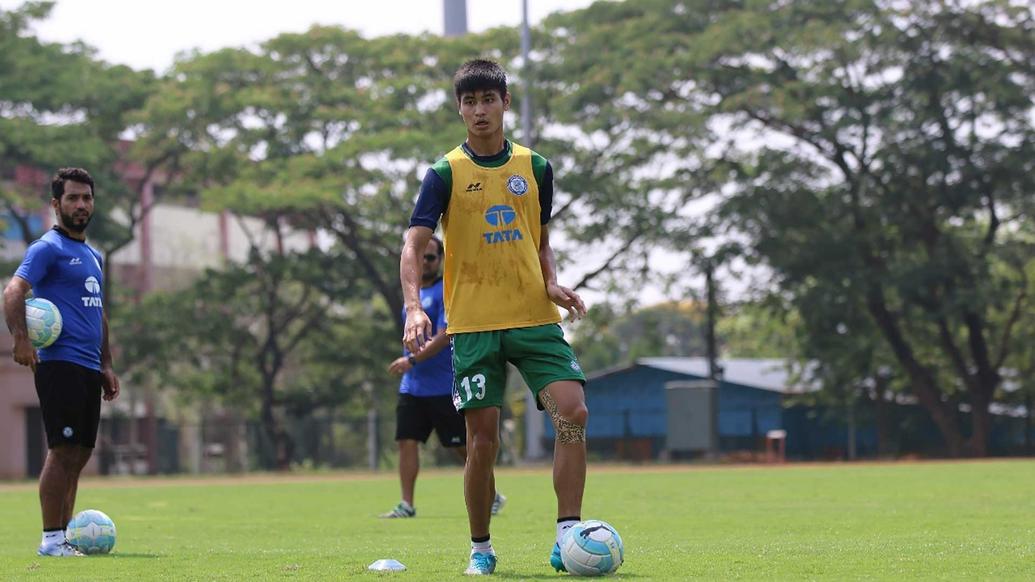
xmin=41 ymin=530 xmax=64 ymax=546
xmin=556 ymin=518 xmax=579 ymax=545
xmin=471 ymin=538 xmax=493 ymax=554
xmin=400 ymin=500 xmax=414 ymax=511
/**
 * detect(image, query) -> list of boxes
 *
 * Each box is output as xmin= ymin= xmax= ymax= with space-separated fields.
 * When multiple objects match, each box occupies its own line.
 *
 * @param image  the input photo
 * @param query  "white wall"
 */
xmin=110 ymin=204 xmax=313 ymax=270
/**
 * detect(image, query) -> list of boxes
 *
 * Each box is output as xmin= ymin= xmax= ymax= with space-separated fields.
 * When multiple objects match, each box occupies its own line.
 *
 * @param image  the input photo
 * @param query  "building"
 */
xmin=544 ymin=357 xmax=1034 ymax=461
xmin=0 ymin=161 xmax=312 ymax=479
xmin=546 ymin=358 xmax=797 ymax=461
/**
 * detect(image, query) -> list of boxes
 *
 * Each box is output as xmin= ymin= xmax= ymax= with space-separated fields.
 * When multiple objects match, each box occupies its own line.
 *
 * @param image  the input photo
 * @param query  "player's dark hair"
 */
xmin=51 ymin=167 xmax=94 ymax=199
xmin=453 ymin=59 xmax=508 ymax=103
xmin=429 ymin=235 xmax=445 ymax=257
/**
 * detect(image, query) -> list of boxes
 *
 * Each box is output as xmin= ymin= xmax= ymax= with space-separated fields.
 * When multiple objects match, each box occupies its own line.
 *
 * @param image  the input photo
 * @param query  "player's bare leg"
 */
xmin=539 ymin=381 xmax=588 ymax=571
xmin=464 ymin=406 xmax=499 ymax=537
xmin=399 ymin=439 xmax=420 ymax=507
xmin=62 ymin=446 xmax=92 ymax=526
xmin=541 ymin=381 xmax=588 ymax=517
xmin=463 ymin=406 xmax=500 ymax=574
xmin=37 ymin=446 xmax=84 ymax=556
xmin=381 ymin=439 xmax=420 ymax=518
xmin=452 ymin=444 xmax=505 ymax=515
xmin=40 ymin=446 xmax=76 ymax=530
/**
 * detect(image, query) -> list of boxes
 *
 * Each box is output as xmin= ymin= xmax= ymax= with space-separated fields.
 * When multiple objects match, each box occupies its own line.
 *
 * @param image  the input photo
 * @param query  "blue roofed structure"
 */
xmin=539 ymin=357 xmax=1033 ymax=460
xmin=542 ymin=358 xmax=807 ymax=460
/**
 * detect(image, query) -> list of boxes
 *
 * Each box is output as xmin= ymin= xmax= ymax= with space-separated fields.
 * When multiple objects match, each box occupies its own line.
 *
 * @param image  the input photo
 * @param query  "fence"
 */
xmin=95 ymin=410 xmax=525 ymax=476
xmin=97 ymin=411 xmax=405 ymax=475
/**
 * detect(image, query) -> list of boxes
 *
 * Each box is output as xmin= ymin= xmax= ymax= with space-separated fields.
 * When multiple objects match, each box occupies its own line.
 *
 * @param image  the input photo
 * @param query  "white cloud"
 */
xmin=1 ymin=0 xmax=597 ymax=72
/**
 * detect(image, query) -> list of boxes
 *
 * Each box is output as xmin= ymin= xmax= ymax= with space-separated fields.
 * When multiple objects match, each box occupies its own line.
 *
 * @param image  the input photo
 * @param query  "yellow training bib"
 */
xmin=441 ymin=143 xmax=561 ymax=333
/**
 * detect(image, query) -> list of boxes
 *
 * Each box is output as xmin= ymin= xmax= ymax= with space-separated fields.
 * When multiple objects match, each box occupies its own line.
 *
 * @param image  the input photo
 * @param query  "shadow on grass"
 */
xmin=494 ymin=572 xmax=642 ymax=580
xmin=102 ymin=552 xmax=162 ymax=559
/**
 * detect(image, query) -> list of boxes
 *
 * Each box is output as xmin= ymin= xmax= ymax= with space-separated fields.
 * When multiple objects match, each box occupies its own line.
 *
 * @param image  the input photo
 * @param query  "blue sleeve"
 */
xmin=14 ymin=240 xmax=56 ymax=287
xmin=91 ymin=246 xmax=103 ymax=269
xmin=436 ymin=293 xmax=448 ymax=332
xmin=540 ymin=162 xmax=554 ymax=225
xmin=409 ymin=169 xmax=450 ymax=230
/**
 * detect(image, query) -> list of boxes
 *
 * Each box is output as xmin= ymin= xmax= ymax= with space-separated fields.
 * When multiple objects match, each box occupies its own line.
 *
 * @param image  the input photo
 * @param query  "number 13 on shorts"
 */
xmin=460 ymin=374 xmax=486 ymax=401
xmin=454 ymin=372 xmax=496 ymax=411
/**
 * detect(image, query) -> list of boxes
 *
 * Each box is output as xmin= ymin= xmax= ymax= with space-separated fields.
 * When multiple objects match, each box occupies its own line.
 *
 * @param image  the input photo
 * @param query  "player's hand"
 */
xmin=12 ymin=337 xmax=39 ymax=373
xmin=388 ymin=356 xmax=413 ymax=376
xmin=101 ymin=367 xmax=120 ymax=401
xmin=403 ymin=308 xmax=433 ymax=354
xmin=547 ymin=283 xmax=587 ymax=322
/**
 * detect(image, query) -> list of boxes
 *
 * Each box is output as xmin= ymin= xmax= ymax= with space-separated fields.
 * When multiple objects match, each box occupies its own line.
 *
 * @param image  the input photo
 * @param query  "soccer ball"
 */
xmin=560 ymin=519 xmax=624 ymax=576
xmin=66 ymin=509 xmax=116 ymax=555
xmin=25 ymin=297 xmax=62 ymax=348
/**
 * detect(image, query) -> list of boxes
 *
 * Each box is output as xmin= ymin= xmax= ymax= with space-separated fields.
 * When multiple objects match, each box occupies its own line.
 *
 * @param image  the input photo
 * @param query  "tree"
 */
xmin=572 ymin=300 xmax=708 ymax=373
xmin=718 ymin=300 xmax=799 ymax=360
xmin=129 ymin=27 xmax=523 ymax=333
xmin=545 ymin=0 xmax=1035 ymax=456
xmin=1 ymin=2 xmax=105 ymax=246
xmin=532 ymin=2 xmax=716 ymax=296
xmin=102 ymin=0 xmax=1034 ymax=463
xmin=115 ymin=240 xmax=396 ymax=470
xmin=0 ymin=2 xmax=156 ymax=301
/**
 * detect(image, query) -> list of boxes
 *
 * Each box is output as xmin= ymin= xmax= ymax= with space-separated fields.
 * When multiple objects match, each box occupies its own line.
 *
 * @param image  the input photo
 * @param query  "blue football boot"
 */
xmin=465 ymin=551 xmax=497 ymax=575
xmin=550 ymin=542 xmax=566 ymax=572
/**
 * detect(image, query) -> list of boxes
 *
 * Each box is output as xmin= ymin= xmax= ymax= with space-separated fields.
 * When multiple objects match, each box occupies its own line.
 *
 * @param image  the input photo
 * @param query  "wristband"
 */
xmin=407 ymin=355 xmax=417 ymax=366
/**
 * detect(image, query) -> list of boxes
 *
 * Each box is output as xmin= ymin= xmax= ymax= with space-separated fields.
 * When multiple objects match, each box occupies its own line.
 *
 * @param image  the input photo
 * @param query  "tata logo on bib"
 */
xmin=483 ymin=205 xmax=523 ymax=245
xmin=82 ymin=276 xmax=102 ymax=307
xmin=484 ymin=205 xmax=516 ymax=227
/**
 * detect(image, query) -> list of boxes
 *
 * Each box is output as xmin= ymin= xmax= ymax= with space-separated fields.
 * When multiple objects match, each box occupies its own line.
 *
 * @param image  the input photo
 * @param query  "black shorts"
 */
xmin=35 ymin=361 xmax=102 ymax=449
xmin=395 ymin=393 xmax=466 ymax=447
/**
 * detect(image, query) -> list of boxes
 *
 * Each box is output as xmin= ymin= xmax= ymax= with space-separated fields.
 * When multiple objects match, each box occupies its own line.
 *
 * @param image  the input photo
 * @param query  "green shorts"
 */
xmin=451 ymin=323 xmax=586 ymax=411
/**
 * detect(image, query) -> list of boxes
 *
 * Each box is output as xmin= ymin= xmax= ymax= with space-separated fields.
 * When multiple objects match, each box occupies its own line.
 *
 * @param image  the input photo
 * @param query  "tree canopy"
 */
xmin=5 ymin=0 xmax=1033 ymax=459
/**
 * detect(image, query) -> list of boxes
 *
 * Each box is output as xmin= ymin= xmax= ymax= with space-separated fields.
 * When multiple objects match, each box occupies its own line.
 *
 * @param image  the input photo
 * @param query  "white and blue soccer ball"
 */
xmin=66 ymin=509 xmax=116 ymax=555
xmin=560 ymin=519 xmax=624 ymax=576
xmin=25 ymin=297 xmax=62 ymax=348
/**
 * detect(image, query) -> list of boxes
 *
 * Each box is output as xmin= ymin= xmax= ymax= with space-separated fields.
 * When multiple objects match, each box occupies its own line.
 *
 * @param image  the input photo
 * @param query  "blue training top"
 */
xmin=14 ymin=227 xmax=105 ymax=371
xmin=399 ymin=278 xmax=454 ymax=397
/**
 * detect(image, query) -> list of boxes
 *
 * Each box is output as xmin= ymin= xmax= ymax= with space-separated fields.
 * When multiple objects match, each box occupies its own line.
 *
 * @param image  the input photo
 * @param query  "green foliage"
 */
xmin=546 ymin=0 xmax=1035 ymax=456
xmin=113 ymin=246 xmax=397 ymax=469
xmin=572 ymin=301 xmax=708 ymax=373
xmin=718 ymin=300 xmax=801 ymax=359
xmin=128 ymin=27 xmax=523 ymax=330
xmin=10 ymin=0 xmax=1033 ymax=460
xmin=0 ymin=2 xmax=156 ymax=317
xmin=0 ymin=2 xmax=156 ymax=250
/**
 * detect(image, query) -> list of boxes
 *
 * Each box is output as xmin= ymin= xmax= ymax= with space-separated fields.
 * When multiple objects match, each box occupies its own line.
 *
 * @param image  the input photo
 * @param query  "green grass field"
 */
xmin=1 ymin=460 xmax=1033 ymax=580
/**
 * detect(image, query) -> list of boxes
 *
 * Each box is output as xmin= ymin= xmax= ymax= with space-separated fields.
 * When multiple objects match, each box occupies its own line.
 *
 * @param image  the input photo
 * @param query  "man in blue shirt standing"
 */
xmin=381 ymin=235 xmax=504 ymax=518
xmin=3 ymin=168 xmax=120 ymax=557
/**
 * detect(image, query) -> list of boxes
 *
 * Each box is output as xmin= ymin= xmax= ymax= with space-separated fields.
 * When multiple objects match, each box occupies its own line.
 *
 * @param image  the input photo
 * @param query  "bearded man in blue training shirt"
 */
xmin=381 ymin=235 xmax=505 ymax=519
xmin=3 ymin=167 xmax=120 ymax=557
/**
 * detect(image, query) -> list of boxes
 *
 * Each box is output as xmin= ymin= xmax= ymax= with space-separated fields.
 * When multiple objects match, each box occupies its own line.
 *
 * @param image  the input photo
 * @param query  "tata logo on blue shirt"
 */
xmin=483 ymin=205 xmax=523 ymax=244
xmin=81 ymin=275 xmax=102 ymax=307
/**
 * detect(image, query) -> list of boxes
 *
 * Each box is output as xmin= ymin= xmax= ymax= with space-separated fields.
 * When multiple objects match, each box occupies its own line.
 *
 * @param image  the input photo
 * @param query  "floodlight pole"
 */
xmin=704 ymin=260 xmax=721 ymax=382
xmin=443 ymin=0 xmax=468 ymax=37
xmin=521 ymin=0 xmax=547 ymax=462
xmin=520 ymin=0 xmax=534 ymax=147
xmin=704 ymin=260 xmax=722 ymax=459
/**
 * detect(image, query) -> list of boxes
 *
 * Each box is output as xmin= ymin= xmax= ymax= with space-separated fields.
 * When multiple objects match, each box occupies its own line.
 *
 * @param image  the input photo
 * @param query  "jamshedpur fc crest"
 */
xmin=506 ymin=175 xmax=528 ymax=196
